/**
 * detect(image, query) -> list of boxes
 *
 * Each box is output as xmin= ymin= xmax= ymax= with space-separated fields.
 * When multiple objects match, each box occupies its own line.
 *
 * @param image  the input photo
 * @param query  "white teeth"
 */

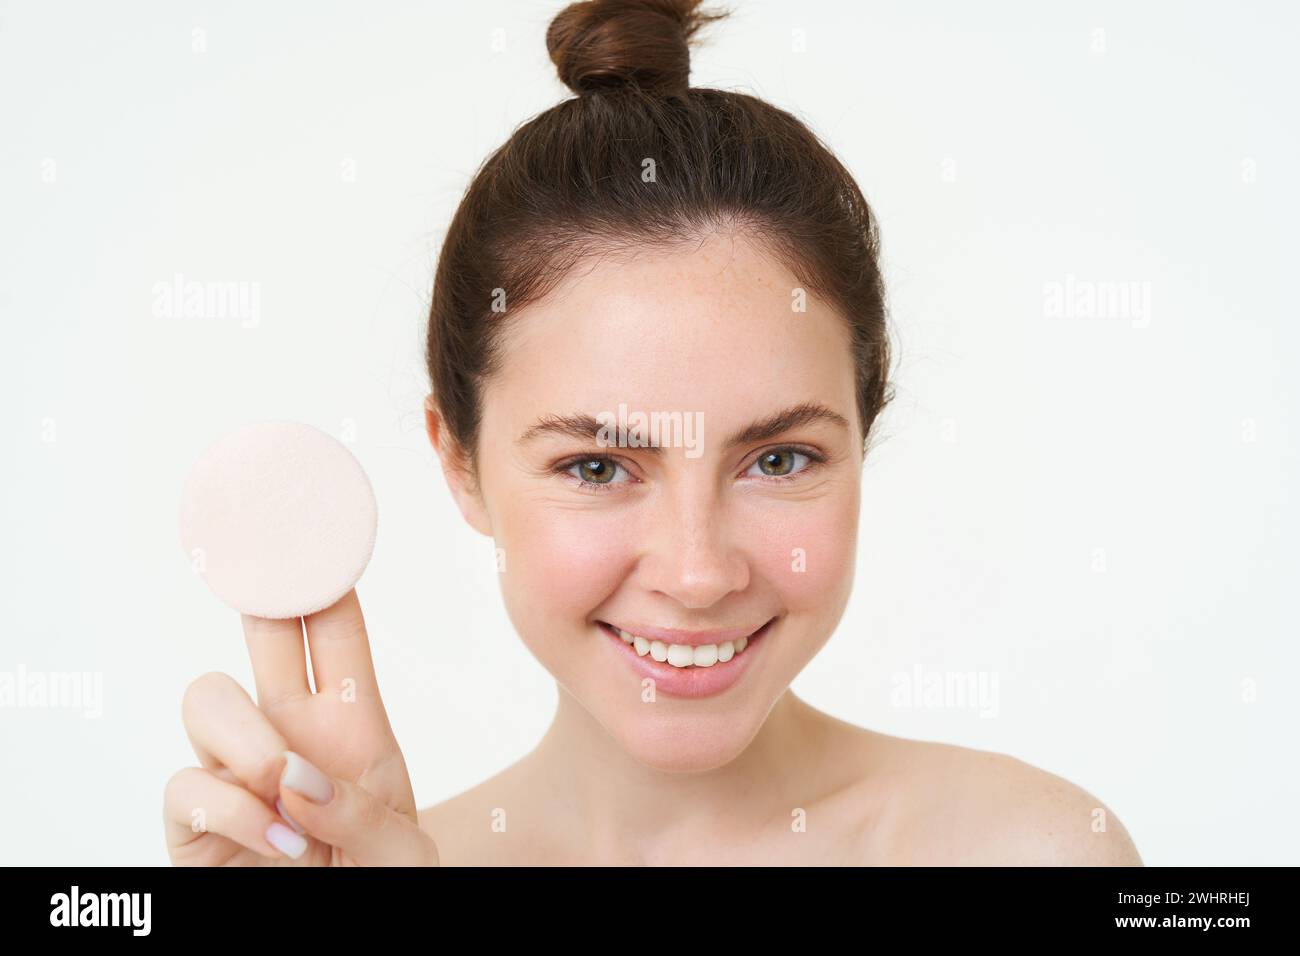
xmin=666 ymin=644 xmax=694 ymax=668
xmin=611 ymin=625 xmax=757 ymax=667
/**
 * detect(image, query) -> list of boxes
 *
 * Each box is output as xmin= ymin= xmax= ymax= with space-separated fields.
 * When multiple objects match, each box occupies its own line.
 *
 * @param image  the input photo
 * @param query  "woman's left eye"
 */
xmin=745 ymin=448 xmax=817 ymax=480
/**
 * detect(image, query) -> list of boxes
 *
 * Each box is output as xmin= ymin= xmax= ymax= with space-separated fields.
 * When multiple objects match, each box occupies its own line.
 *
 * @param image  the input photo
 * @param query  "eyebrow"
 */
xmin=515 ymin=401 xmax=850 ymax=453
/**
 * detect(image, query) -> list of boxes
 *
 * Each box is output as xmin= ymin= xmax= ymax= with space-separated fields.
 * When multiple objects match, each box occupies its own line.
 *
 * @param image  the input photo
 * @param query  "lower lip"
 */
xmin=597 ymin=618 xmax=776 ymax=700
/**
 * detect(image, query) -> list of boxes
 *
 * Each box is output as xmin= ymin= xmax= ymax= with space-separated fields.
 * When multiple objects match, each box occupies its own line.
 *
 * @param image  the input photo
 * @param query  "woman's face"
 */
xmin=446 ymin=229 xmax=863 ymax=772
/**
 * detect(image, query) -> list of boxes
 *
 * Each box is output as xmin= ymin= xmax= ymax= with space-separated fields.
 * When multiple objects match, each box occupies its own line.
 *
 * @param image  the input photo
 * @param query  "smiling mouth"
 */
xmin=596 ymin=618 xmax=776 ymax=668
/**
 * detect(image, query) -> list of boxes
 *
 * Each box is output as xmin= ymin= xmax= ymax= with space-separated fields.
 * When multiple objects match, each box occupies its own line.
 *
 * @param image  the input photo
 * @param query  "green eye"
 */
xmin=758 ymin=451 xmax=793 ymax=476
xmin=556 ymin=455 xmax=633 ymax=489
xmin=746 ymin=448 xmax=816 ymax=479
xmin=575 ymin=458 xmax=617 ymax=484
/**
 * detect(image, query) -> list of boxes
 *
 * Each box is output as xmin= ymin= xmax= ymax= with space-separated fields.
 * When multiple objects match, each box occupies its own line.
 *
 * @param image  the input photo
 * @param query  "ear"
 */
xmin=424 ymin=394 xmax=493 ymax=538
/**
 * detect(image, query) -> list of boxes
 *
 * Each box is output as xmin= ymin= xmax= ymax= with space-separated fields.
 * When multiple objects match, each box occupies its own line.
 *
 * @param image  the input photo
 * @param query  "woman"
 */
xmin=164 ymin=0 xmax=1142 ymax=866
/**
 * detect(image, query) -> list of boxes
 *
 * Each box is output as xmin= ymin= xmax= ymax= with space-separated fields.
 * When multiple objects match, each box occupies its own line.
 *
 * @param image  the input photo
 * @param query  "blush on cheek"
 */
xmin=497 ymin=508 xmax=637 ymax=644
xmin=744 ymin=494 xmax=859 ymax=616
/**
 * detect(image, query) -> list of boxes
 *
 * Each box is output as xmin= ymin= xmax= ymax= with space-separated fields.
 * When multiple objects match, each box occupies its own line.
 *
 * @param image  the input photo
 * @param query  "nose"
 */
xmin=637 ymin=476 xmax=750 ymax=609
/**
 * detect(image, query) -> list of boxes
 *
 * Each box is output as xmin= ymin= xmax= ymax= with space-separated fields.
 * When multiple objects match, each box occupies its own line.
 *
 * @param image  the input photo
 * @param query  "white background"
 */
xmin=2 ymin=0 xmax=1296 ymax=865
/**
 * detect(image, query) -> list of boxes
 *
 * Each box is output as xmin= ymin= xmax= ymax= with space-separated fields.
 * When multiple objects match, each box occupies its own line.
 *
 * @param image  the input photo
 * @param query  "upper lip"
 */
xmin=600 ymin=619 xmax=773 ymax=646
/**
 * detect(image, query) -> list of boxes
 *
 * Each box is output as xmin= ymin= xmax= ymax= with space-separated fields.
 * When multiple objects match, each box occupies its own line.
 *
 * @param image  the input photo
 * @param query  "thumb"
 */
xmin=277 ymin=751 xmax=439 ymax=866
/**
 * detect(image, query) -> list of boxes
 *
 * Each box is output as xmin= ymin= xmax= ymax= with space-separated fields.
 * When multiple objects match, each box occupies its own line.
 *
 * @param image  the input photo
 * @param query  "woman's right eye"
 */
xmin=558 ymin=456 xmax=631 ymax=490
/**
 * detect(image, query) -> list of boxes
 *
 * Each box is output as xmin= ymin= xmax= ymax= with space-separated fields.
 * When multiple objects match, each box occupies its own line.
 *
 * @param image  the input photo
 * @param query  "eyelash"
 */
xmin=551 ymin=445 xmax=829 ymax=494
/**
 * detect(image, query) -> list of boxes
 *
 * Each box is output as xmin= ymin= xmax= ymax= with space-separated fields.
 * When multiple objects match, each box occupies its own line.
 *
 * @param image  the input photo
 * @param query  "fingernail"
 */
xmin=276 ymin=798 xmax=306 ymax=834
xmin=265 ymin=821 xmax=307 ymax=859
xmin=281 ymin=750 xmax=334 ymax=804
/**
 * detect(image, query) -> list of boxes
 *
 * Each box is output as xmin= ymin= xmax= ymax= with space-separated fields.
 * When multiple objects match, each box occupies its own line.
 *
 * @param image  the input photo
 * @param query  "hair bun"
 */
xmin=547 ymin=0 xmax=724 ymax=97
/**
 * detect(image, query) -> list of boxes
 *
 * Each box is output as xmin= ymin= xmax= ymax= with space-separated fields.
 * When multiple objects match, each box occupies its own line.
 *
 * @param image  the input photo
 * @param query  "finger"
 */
xmin=181 ymin=671 xmax=291 ymax=803
xmin=164 ymin=766 xmax=309 ymax=861
xmin=279 ymin=750 xmax=437 ymax=866
xmin=241 ymin=613 xmax=310 ymax=708
xmin=303 ymin=589 xmax=379 ymax=704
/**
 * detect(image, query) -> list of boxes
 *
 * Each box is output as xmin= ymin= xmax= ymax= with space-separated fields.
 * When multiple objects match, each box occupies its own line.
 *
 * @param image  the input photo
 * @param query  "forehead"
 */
xmin=485 ymin=230 xmax=856 ymax=428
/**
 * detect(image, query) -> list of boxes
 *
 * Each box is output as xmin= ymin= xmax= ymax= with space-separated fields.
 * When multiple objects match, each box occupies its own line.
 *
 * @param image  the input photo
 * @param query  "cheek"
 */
xmin=741 ymin=486 xmax=860 ymax=615
xmin=494 ymin=504 xmax=634 ymax=646
xmin=500 ymin=488 xmax=860 ymax=619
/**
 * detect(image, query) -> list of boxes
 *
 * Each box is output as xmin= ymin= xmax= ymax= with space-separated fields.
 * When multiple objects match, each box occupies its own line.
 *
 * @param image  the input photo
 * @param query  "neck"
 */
xmin=522 ymin=685 xmax=834 ymax=863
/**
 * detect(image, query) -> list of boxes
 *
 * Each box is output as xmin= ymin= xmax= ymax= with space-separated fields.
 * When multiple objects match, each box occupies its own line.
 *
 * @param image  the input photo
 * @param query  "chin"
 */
xmin=609 ymin=705 xmax=772 ymax=773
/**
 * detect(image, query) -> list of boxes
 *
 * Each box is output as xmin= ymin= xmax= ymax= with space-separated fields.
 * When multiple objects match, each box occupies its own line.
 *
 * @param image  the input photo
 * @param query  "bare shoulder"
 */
xmin=417 ymin=756 xmax=557 ymax=865
xmin=856 ymin=731 xmax=1143 ymax=866
xmin=417 ymin=764 xmax=524 ymax=866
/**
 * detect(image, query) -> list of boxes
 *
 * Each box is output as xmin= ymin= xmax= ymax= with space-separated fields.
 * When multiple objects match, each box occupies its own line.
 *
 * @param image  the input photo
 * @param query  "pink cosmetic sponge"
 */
xmin=178 ymin=421 xmax=378 ymax=619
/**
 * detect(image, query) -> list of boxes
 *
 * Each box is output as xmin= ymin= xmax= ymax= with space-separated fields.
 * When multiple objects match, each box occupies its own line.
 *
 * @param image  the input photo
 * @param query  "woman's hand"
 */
xmin=163 ymin=589 xmax=438 ymax=865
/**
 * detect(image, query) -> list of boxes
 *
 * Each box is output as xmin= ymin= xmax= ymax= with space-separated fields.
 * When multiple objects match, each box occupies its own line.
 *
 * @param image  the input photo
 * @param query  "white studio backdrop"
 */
xmin=1 ymin=0 xmax=1296 ymax=865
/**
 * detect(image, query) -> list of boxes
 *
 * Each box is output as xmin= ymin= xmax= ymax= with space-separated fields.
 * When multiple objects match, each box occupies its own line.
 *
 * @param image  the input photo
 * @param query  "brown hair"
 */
xmin=426 ymin=0 xmax=890 ymax=487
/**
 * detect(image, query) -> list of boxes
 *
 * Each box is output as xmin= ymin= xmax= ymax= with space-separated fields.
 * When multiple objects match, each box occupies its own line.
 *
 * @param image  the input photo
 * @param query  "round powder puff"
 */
xmin=179 ymin=421 xmax=378 ymax=619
